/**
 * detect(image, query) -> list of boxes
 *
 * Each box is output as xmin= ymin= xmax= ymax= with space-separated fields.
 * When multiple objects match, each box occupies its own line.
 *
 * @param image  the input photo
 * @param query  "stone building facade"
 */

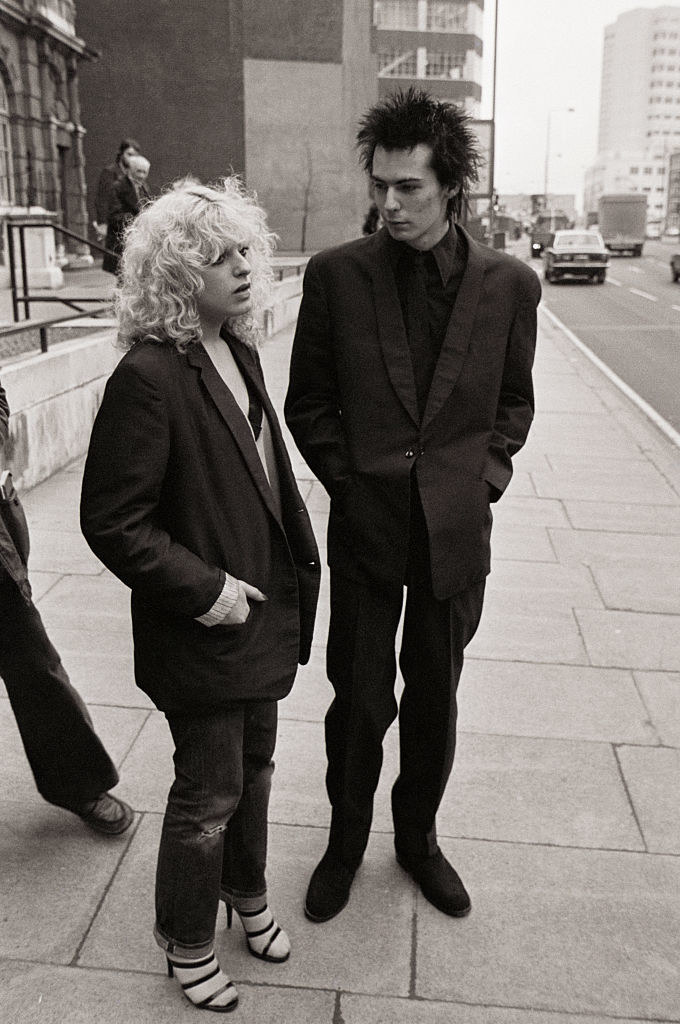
xmin=0 ymin=0 xmax=94 ymax=286
xmin=76 ymin=0 xmax=377 ymax=252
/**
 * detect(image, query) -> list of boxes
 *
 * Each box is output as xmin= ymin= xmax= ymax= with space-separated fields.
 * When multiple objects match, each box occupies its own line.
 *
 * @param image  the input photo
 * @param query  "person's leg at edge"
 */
xmin=305 ymin=569 xmax=403 ymax=921
xmin=392 ymin=575 xmax=486 ymax=915
xmin=218 ymin=701 xmax=289 ymax=963
xmin=154 ymin=708 xmax=249 ymax=1011
xmin=0 ymin=581 xmax=131 ymax=833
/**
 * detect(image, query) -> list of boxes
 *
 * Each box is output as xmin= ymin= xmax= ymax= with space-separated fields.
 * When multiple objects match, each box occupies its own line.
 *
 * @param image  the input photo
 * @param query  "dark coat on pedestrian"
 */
xmin=102 ymin=175 xmax=150 ymax=275
xmin=0 ymin=381 xmax=31 ymax=603
xmin=94 ymin=161 xmax=123 ymax=226
xmin=285 ymin=225 xmax=541 ymax=599
xmin=80 ymin=335 xmax=320 ymax=714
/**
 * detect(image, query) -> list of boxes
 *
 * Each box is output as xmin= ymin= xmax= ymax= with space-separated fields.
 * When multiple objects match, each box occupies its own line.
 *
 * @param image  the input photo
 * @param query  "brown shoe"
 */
xmin=76 ymin=793 xmax=134 ymax=835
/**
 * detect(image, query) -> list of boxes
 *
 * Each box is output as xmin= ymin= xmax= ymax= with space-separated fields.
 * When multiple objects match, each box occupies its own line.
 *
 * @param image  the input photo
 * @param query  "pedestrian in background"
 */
xmin=286 ymin=88 xmax=541 ymax=925
xmin=102 ymin=153 xmax=151 ymax=276
xmin=93 ymin=136 xmax=141 ymax=242
xmin=0 ymin=379 xmax=133 ymax=835
xmin=81 ymin=177 xmax=320 ymax=1014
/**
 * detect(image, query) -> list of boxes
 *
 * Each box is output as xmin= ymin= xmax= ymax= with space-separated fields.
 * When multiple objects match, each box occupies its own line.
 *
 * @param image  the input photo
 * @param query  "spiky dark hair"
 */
xmin=356 ymin=88 xmax=481 ymax=219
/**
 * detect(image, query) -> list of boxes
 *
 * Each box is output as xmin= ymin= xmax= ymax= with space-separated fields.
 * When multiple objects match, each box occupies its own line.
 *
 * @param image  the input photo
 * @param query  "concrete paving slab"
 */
xmin=41 ymin=625 xmax=132 ymax=660
xmin=534 ymin=378 xmax=607 ymax=414
xmin=0 ymin=698 xmax=148 ymax=804
xmin=532 ymin=463 xmax=678 ymax=504
xmin=548 ymin=528 xmax=680 ymax=565
xmin=494 ymin=496 xmax=569 ymax=528
xmin=617 ymin=745 xmax=680 ymax=854
xmin=55 ymin=648 xmax=149 ymax=708
xmin=588 ymin=559 xmax=680 ymax=614
xmin=528 ymin=412 xmax=643 ymax=457
xmin=483 ymin=560 xmax=604 ymax=610
xmin=35 ymin=573 xmax=132 ymax=633
xmin=415 ymin=837 xmax=680 ymax=1019
xmin=509 ymin=446 xmax=552 ymax=473
xmin=341 ymin=993 xmax=673 ymax=1024
xmin=468 ymin=599 xmax=589 ymax=664
xmin=489 ymin=522 xmax=556 ymax=562
xmin=0 ymin=961 xmax=336 ymax=1024
xmin=21 ymin=472 xmax=84 ymax=533
xmin=23 ymin=527 xmax=104 ymax=575
xmin=80 ymin=817 xmax=414 ymax=998
xmin=634 ymin=671 xmax=680 ymax=745
xmin=0 ymin=800 xmax=136 ymax=961
xmin=458 ymin=660 xmax=658 ymax=744
xmin=563 ymin=500 xmax=680 ymax=534
xmin=502 ymin=470 xmax=536 ymax=497
xmin=576 ymin=608 xmax=680 ymax=670
xmin=438 ymin=733 xmax=643 ymax=850
xmin=279 ymin=644 xmax=334 ymax=723
xmin=26 ymin=570 xmax=61 ymax=602
xmin=115 ymin=712 xmax=174 ymax=813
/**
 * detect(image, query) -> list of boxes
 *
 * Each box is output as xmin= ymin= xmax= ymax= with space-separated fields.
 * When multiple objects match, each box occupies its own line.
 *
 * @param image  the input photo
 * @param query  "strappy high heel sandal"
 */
xmin=224 ymin=900 xmax=291 ymax=963
xmin=166 ymin=950 xmax=238 ymax=1013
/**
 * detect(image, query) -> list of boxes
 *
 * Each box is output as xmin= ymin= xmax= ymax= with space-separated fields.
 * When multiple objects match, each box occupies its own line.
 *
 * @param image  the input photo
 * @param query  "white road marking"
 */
xmin=540 ymin=306 xmax=680 ymax=448
xmin=628 ymin=265 xmax=642 ymax=273
xmin=629 ymin=288 xmax=658 ymax=301
xmin=672 ymin=305 xmax=680 ymax=313
xmin=607 ymin=277 xmax=622 ymax=286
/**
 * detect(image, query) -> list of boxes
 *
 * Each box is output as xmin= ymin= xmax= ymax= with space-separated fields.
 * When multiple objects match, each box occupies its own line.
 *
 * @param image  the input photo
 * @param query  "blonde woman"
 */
xmin=81 ymin=178 xmax=320 ymax=1013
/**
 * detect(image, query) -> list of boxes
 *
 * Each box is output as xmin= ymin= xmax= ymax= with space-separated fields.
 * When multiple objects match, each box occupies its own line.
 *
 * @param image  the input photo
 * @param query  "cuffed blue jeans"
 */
xmin=154 ymin=700 xmax=277 ymax=956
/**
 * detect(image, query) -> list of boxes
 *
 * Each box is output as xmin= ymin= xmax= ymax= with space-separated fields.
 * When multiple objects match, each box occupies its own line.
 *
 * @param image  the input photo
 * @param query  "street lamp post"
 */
xmin=544 ymin=106 xmax=574 ymax=217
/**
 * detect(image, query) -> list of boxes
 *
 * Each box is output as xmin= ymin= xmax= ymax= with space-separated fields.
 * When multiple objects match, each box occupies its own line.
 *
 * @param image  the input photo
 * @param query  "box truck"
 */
xmin=598 ymin=193 xmax=647 ymax=256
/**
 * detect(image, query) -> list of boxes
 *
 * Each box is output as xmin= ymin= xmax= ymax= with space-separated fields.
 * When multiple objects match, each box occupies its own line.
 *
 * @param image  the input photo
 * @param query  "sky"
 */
xmin=480 ymin=0 xmax=680 ymax=204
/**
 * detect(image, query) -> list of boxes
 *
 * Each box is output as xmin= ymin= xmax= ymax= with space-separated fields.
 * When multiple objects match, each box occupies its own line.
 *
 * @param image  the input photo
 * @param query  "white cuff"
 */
xmin=195 ymin=574 xmax=240 ymax=626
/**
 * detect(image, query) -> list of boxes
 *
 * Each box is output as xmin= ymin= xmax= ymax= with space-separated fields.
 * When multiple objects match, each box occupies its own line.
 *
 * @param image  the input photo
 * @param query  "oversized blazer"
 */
xmin=285 ymin=225 xmax=541 ymax=599
xmin=81 ymin=334 xmax=320 ymax=713
xmin=0 ymin=381 xmax=31 ymax=603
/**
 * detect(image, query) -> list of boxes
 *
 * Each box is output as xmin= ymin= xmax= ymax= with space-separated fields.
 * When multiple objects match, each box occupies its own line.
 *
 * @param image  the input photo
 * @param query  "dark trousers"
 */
xmin=0 ymin=577 xmax=119 ymax=810
xmin=154 ymin=701 xmax=277 ymax=956
xmin=324 ymin=491 xmax=486 ymax=870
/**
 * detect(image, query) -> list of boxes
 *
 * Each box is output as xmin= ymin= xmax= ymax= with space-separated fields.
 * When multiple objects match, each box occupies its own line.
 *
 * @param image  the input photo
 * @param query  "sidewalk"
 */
xmin=2 ymin=307 xmax=680 ymax=1023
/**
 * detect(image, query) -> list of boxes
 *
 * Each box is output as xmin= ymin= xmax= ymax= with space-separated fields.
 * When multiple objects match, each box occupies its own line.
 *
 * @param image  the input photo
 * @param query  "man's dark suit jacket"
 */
xmin=285 ymin=225 xmax=541 ymax=599
xmin=81 ymin=336 xmax=320 ymax=714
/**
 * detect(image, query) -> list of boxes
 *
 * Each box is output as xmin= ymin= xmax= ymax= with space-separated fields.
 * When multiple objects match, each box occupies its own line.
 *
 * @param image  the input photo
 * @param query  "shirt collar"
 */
xmin=385 ymin=222 xmax=458 ymax=285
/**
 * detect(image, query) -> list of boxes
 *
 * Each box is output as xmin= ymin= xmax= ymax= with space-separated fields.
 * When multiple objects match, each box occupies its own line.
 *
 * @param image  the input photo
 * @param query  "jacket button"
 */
xmin=405 ymin=449 xmax=415 ymax=458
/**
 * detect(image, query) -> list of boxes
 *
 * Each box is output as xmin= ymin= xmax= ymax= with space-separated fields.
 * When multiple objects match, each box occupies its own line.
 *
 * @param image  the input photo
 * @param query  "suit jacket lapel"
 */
xmin=422 ymin=228 xmax=486 ymax=430
xmin=185 ymin=341 xmax=282 ymax=524
xmin=361 ymin=230 xmax=420 ymax=428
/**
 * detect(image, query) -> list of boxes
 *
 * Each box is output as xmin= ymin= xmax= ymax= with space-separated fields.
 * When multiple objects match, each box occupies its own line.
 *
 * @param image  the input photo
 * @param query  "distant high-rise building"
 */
xmin=373 ymin=0 xmax=483 ymax=113
xmin=585 ymin=5 xmax=680 ymax=231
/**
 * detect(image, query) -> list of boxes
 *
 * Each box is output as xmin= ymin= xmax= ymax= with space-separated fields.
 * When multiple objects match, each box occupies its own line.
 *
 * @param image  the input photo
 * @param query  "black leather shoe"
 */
xmin=396 ymin=849 xmax=471 ymax=917
xmin=305 ymin=850 xmax=356 ymax=923
xmin=75 ymin=793 xmax=134 ymax=835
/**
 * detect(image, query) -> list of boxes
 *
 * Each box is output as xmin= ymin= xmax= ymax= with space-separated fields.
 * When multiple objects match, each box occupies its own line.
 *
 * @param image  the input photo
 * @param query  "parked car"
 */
xmin=543 ymin=230 xmax=609 ymax=284
xmin=671 ymin=253 xmax=680 ymax=282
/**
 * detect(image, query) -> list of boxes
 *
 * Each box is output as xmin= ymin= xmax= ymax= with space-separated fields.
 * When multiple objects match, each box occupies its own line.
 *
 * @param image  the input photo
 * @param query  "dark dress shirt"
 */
xmin=388 ymin=224 xmax=468 ymax=418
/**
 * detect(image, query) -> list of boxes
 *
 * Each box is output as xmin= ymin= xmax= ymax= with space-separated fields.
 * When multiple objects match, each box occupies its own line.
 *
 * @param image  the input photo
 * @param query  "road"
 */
xmin=508 ymin=237 xmax=680 ymax=434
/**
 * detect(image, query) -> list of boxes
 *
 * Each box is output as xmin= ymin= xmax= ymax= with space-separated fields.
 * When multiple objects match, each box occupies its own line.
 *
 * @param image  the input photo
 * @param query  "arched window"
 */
xmin=0 ymin=77 xmax=14 ymax=205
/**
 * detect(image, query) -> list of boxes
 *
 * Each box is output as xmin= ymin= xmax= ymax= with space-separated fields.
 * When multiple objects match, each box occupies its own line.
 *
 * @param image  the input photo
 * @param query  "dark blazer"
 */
xmin=81 ymin=335 xmax=320 ymax=713
xmin=285 ymin=226 xmax=541 ymax=599
xmin=103 ymin=176 xmax=150 ymax=274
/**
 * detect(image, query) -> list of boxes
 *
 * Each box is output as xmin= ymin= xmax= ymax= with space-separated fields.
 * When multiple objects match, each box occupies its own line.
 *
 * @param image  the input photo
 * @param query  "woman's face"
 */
xmin=196 ymin=243 xmax=252 ymax=325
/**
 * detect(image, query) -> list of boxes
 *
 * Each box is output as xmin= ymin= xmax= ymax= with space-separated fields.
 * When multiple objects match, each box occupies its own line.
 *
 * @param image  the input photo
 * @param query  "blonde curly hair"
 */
xmin=115 ymin=176 xmax=276 ymax=351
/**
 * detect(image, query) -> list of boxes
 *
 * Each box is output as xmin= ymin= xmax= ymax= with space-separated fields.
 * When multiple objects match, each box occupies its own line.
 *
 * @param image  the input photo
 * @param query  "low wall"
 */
xmin=1 ymin=268 xmax=305 ymax=491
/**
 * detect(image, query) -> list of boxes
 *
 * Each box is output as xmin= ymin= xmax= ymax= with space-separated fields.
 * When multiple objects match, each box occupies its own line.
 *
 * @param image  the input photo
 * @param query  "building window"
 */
xmin=630 ymin=167 xmax=639 ymax=174
xmin=374 ymin=0 xmax=419 ymax=30
xmin=425 ymin=51 xmax=465 ymax=79
xmin=0 ymin=78 xmax=13 ymax=205
xmin=378 ymin=49 xmax=418 ymax=76
xmin=426 ymin=1 xmax=470 ymax=33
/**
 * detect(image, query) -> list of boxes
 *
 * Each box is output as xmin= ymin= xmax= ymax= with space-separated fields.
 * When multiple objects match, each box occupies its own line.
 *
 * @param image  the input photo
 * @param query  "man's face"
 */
xmin=371 ymin=144 xmax=457 ymax=251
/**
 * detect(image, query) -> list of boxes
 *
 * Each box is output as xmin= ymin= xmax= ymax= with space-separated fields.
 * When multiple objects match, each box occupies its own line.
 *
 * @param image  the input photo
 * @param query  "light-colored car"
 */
xmin=543 ymin=230 xmax=609 ymax=284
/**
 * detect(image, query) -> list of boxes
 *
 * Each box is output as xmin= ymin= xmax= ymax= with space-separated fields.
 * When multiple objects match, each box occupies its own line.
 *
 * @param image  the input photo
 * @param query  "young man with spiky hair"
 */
xmin=286 ymin=89 xmax=541 ymax=923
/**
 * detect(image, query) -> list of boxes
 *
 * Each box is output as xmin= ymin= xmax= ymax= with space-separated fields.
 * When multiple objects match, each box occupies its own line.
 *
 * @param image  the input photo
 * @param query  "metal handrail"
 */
xmin=5 ymin=216 xmax=114 ymax=323
xmin=0 ymin=305 xmax=114 ymax=356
